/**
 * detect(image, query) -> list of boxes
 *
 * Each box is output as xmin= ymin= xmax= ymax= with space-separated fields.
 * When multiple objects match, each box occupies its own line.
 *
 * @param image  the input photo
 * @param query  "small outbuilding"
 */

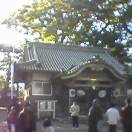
xmin=14 ymin=43 xmax=131 ymax=119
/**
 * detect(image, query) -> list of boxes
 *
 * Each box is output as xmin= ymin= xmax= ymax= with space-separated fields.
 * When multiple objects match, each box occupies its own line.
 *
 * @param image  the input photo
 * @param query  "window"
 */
xmin=32 ymin=80 xmax=52 ymax=96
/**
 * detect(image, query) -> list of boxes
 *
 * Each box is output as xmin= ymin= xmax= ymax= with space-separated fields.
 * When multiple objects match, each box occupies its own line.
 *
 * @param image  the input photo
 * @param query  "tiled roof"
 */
xmin=16 ymin=43 xmax=126 ymax=75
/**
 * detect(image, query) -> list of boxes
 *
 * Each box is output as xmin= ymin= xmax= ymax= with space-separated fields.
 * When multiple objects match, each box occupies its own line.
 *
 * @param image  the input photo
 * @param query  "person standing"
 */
xmin=121 ymin=98 xmax=132 ymax=132
xmin=69 ymin=101 xmax=80 ymax=129
xmin=17 ymin=103 xmax=36 ymax=132
xmin=88 ymin=99 xmax=103 ymax=132
xmin=7 ymin=106 xmax=17 ymax=132
xmin=105 ymin=103 xmax=120 ymax=132
xmin=14 ymin=100 xmax=21 ymax=114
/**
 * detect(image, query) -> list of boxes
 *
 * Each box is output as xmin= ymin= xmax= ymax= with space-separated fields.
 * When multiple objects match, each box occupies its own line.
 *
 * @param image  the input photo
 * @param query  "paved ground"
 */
xmin=0 ymin=108 xmax=123 ymax=132
xmin=37 ymin=120 xmax=123 ymax=132
xmin=37 ymin=120 xmax=88 ymax=132
xmin=0 ymin=108 xmax=7 ymax=122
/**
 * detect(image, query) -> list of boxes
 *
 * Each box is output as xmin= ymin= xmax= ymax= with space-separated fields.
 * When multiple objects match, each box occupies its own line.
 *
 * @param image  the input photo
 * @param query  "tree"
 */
xmin=0 ymin=45 xmax=23 ymax=91
xmin=4 ymin=0 xmax=132 ymax=65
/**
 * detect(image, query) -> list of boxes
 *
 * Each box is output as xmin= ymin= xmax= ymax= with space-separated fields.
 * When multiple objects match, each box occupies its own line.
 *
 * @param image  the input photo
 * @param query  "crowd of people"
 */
xmin=7 ymin=101 xmax=54 ymax=132
xmin=7 ymin=102 xmax=36 ymax=132
xmin=69 ymin=98 xmax=132 ymax=132
xmin=6 ymin=97 xmax=132 ymax=132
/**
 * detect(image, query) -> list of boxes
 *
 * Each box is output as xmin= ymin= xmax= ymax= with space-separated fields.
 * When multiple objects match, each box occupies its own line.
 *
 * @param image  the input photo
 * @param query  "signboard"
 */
xmin=37 ymin=100 xmax=57 ymax=119
xmin=39 ymin=101 xmax=53 ymax=111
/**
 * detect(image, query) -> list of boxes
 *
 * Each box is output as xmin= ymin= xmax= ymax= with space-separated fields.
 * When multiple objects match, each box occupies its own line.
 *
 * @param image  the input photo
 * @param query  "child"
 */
xmin=42 ymin=118 xmax=54 ymax=132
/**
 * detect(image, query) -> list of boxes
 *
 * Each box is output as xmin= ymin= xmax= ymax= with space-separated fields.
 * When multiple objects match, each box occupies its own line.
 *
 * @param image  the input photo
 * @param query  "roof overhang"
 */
xmin=60 ymin=62 xmax=127 ymax=81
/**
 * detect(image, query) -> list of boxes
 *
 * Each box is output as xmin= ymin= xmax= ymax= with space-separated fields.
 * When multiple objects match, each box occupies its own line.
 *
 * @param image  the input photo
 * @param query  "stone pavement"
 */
xmin=37 ymin=120 xmax=88 ymax=132
xmin=37 ymin=119 xmax=123 ymax=132
xmin=0 ymin=108 xmax=7 ymax=122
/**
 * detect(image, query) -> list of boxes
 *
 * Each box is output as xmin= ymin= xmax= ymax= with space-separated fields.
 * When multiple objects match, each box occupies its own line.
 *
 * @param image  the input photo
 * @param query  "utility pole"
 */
xmin=10 ymin=47 xmax=15 ymax=100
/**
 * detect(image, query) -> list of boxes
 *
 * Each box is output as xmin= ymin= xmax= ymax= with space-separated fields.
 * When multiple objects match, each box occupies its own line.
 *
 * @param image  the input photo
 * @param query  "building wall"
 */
xmin=27 ymin=70 xmax=127 ymax=118
xmin=52 ymin=78 xmax=69 ymax=117
xmin=112 ymin=82 xmax=127 ymax=106
xmin=32 ymin=71 xmax=52 ymax=80
xmin=29 ymin=71 xmax=68 ymax=118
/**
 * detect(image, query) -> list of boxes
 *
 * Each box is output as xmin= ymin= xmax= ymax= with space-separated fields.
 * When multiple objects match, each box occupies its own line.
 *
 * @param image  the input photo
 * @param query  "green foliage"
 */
xmin=6 ymin=0 xmax=132 ymax=65
xmin=0 ymin=45 xmax=23 ymax=87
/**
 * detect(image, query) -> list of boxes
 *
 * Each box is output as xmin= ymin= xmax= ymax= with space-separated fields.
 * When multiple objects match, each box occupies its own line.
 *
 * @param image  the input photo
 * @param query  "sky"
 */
xmin=0 ymin=0 xmax=33 ymax=47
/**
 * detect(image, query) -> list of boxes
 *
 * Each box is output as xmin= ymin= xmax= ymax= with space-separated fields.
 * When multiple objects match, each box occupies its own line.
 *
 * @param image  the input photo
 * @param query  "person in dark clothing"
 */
xmin=17 ymin=103 xmax=36 ymax=132
xmin=88 ymin=99 xmax=103 ymax=132
xmin=7 ymin=106 xmax=17 ymax=132
xmin=121 ymin=98 xmax=132 ymax=132
xmin=42 ymin=118 xmax=54 ymax=132
xmin=14 ymin=100 xmax=21 ymax=114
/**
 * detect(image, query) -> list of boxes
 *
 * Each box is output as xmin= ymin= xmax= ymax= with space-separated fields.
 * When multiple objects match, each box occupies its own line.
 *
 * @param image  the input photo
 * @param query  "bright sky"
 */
xmin=0 ymin=0 xmax=33 ymax=47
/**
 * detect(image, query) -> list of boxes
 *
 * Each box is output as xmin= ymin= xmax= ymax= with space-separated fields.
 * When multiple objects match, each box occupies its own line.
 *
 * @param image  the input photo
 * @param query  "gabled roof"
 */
xmin=16 ymin=43 xmax=126 ymax=75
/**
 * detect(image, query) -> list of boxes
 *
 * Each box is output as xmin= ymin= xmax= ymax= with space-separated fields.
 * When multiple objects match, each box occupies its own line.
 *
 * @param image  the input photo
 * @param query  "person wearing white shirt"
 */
xmin=69 ymin=101 xmax=80 ymax=129
xmin=105 ymin=103 xmax=120 ymax=132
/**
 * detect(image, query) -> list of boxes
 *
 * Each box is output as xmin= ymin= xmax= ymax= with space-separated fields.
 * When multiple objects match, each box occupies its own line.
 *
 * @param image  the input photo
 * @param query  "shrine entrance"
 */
xmin=61 ymin=63 xmax=127 ymax=114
